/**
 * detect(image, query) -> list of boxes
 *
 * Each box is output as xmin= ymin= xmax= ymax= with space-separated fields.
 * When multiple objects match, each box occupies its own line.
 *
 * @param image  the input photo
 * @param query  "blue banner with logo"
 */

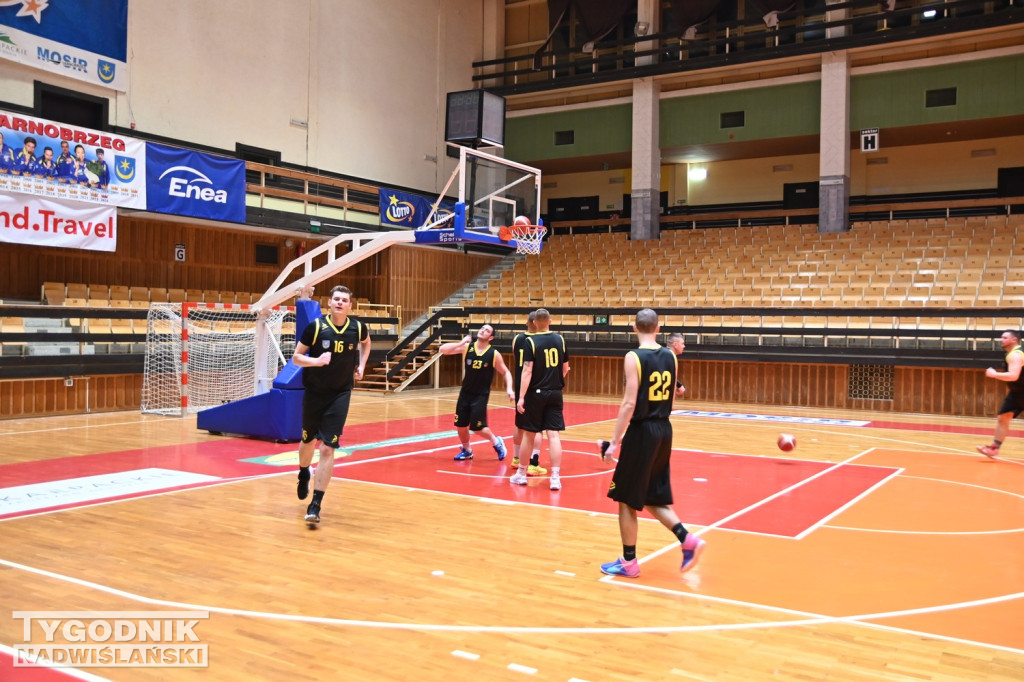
xmin=145 ymin=143 xmax=247 ymax=224
xmin=0 ymin=0 xmax=128 ymax=90
xmin=379 ymin=188 xmax=454 ymax=228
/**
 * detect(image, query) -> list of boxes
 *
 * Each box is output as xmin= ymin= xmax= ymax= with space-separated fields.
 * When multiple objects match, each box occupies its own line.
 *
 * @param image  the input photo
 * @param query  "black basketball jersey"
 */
xmin=298 ymin=315 xmax=368 ymax=392
xmin=511 ymin=332 xmax=532 ymax=393
xmin=462 ymin=342 xmax=497 ymax=395
xmin=522 ymin=331 xmax=568 ymax=392
xmin=1004 ymin=344 xmax=1024 ymax=393
xmin=628 ymin=344 xmax=677 ymax=421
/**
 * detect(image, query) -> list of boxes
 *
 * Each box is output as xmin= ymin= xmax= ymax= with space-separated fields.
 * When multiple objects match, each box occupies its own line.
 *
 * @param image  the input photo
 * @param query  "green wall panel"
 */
xmin=851 ymin=54 xmax=1024 ymax=129
xmin=505 ymin=104 xmax=632 ymax=162
xmin=504 ymin=55 xmax=1023 ymax=162
xmin=660 ymin=81 xmax=821 ymax=146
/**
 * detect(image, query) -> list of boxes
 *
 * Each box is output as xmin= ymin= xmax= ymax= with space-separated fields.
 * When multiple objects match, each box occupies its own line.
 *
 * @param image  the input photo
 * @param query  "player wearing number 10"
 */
xmin=599 ymin=309 xmax=705 ymax=578
xmin=513 ymin=309 xmax=570 ymax=490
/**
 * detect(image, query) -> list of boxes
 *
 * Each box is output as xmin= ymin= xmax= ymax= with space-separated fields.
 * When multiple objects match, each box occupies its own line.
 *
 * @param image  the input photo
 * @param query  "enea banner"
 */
xmin=379 ymin=188 xmax=454 ymax=228
xmin=144 ymin=142 xmax=247 ymax=224
xmin=0 ymin=0 xmax=128 ymax=91
xmin=0 ymin=193 xmax=117 ymax=252
xmin=0 ymin=109 xmax=146 ymax=209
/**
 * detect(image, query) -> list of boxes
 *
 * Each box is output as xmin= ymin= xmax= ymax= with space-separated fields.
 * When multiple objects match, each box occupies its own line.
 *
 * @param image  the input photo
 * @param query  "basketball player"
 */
xmin=599 ymin=309 xmax=705 ymax=578
xmin=440 ymin=324 xmax=514 ymax=461
xmin=511 ymin=311 xmax=545 ymax=474
xmin=667 ymin=332 xmax=687 ymax=397
xmin=291 ymin=285 xmax=370 ymax=525
xmin=977 ymin=329 xmax=1024 ymax=459
xmin=513 ymin=309 xmax=570 ymax=490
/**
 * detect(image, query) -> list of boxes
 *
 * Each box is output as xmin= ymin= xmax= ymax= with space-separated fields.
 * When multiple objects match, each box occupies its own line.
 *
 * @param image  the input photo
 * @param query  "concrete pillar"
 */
xmin=631 ymin=77 xmax=661 ymax=241
xmin=819 ymin=51 xmax=850 ymax=234
xmin=635 ymin=0 xmax=660 ymax=67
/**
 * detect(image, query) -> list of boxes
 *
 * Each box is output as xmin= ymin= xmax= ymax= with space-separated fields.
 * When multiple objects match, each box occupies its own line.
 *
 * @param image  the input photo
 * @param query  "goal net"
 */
xmin=141 ymin=302 xmax=293 ymax=416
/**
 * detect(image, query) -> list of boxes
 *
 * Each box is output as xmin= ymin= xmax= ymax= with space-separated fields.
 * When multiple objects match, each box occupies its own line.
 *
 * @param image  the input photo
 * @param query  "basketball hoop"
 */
xmin=507 ymin=223 xmax=546 ymax=255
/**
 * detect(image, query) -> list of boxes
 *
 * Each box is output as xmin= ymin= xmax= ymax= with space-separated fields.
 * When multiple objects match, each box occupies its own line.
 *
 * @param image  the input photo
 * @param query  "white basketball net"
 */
xmin=510 ymin=224 xmax=546 ymax=256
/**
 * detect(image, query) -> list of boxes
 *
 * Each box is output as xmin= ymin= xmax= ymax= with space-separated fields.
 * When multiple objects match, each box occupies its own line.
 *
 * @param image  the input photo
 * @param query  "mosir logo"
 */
xmin=158 ymin=166 xmax=229 ymax=204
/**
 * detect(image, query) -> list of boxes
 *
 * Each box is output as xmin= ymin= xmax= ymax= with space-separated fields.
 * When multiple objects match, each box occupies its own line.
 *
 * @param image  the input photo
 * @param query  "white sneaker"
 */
xmin=510 ymin=472 xmax=528 ymax=486
xmin=549 ymin=473 xmax=561 ymax=491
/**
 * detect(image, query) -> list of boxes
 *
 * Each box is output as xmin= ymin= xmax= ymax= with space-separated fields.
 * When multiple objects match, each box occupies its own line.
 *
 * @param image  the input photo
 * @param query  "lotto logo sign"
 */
xmin=12 ymin=611 xmax=210 ymax=668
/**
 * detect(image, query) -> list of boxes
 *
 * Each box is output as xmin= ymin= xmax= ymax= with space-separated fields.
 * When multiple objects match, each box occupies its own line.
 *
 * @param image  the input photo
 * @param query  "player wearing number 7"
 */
xmin=598 ymin=308 xmax=705 ymax=578
xmin=514 ymin=309 xmax=570 ymax=490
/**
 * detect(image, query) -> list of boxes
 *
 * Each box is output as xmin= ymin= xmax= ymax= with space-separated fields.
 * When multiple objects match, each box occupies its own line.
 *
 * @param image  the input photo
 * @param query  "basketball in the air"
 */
xmin=513 ymin=215 xmax=531 ymax=227
xmin=777 ymin=434 xmax=796 ymax=452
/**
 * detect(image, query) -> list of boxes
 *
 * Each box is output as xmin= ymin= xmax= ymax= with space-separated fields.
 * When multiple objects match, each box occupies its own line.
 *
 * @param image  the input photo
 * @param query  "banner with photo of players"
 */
xmin=0 ymin=108 xmax=146 ymax=209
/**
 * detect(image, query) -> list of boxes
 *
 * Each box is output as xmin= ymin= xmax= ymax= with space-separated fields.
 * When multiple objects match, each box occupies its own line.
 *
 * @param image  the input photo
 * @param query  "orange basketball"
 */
xmin=513 ymin=215 xmax=531 ymax=227
xmin=777 ymin=433 xmax=797 ymax=452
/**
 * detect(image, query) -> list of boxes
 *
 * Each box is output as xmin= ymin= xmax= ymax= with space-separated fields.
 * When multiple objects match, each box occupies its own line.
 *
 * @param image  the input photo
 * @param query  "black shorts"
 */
xmin=520 ymin=389 xmax=565 ymax=433
xmin=998 ymin=391 xmax=1024 ymax=418
xmin=607 ymin=419 xmax=674 ymax=511
xmin=302 ymin=388 xmax=353 ymax=447
xmin=454 ymin=390 xmax=490 ymax=431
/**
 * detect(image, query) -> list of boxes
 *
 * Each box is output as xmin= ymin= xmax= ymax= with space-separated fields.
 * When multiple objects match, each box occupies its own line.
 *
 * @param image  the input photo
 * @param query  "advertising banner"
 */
xmin=0 ymin=193 xmax=117 ymax=252
xmin=144 ymin=143 xmax=247 ymax=224
xmin=379 ymin=188 xmax=453 ymax=228
xmin=0 ymin=0 xmax=129 ymax=91
xmin=0 ymin=109 xmax=146 ymax=208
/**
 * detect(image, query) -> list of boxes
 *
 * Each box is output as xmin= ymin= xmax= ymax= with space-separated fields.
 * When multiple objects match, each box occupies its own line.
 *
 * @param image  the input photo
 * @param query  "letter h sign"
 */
xmin=860 ymin=128 xmax=880 ymax=153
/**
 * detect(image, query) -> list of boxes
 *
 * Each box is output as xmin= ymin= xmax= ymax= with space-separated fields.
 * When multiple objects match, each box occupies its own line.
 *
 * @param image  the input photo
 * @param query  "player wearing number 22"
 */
xmin=513 ymin=308 xmax=570 ymax=490
xmin=599 ymin=308 xmax=705 ymax=578
xmin=291 ymin=285 xmax=371 ymax=526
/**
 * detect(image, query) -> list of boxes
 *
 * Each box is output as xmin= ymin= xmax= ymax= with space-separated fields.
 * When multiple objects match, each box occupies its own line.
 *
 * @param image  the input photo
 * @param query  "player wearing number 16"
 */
xmin=599 ymin=308 xmax=705 ymax=579
xmin=290 ymin=285 xmax=371 ymax=526
xmin=513 ymin=309 xmax=570 ymax=490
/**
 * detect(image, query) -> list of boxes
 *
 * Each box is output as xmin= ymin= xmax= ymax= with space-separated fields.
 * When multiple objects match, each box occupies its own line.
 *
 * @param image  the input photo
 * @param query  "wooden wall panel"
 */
xmin=1 ymin=218 xmax=498 ymax=321
xmin=0 ymin=375 xmax=143 ymax=419
xmin=381 ymin=245 xmax=499 ymax=323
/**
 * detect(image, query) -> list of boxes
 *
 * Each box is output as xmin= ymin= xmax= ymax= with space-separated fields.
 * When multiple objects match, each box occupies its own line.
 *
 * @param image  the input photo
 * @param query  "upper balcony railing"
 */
xmin=475 ymin=0 xmax=1023 ymax=95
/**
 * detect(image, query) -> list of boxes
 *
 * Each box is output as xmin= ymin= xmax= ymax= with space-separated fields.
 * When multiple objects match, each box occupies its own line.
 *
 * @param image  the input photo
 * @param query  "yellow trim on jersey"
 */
xmin=638 ymin=343 xmax=661 ymax=350
xmin=326 ymin=316 xmax=351 ymax=336
xmin=1008 ymin=345 xmax=1023 ymax=362
xmin=626 ymin=350 xmax=641 ymax=382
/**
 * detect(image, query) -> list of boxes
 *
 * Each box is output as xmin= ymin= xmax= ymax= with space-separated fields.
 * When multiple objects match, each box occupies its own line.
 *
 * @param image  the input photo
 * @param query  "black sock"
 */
xmin=530 ymin=454 xmax=539 ymax=466
xmin=312 ymin=490 xmax=325 ymax=505
xmin=623 ymin=545 xmax=637 ymax=562
xmin=672 ymin=523 xmax=688 ymax=544
xmin=993 ymin=440 xmax=1003 ymax=448
xmin=298 ymin=466 xmax=310 ymax=481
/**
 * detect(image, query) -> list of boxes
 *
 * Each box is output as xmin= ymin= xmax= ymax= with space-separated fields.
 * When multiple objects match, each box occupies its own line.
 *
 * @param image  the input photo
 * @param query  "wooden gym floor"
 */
xmin=0 ymin=392 xmax=1021 ymax=681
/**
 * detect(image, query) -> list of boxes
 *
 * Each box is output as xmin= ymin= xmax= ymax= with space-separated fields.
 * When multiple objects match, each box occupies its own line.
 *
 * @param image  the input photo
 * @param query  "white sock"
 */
xmin=532 ymin=449 xmax=541 ymax=456
xmin=551 ymin=467 xmax=560 ymax=475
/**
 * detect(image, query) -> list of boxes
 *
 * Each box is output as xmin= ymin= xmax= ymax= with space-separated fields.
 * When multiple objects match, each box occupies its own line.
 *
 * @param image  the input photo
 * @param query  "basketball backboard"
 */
xmin=415 ymin=144 xmax=543 ymax=251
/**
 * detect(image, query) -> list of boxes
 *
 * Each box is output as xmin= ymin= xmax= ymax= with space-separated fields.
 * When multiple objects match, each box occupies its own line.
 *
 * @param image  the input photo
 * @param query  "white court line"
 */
xmin=608 ymin=448 xmax=882 ymax=570
xmin=0 ymin=642 xmax=108 ymax=681
xmin=0 ymin=557 xmax=1020 ymax=654
xmin=794 ymin=466 xmax=904 ymax=539
xmin=451 ymin=650 xmax=479 ymax=661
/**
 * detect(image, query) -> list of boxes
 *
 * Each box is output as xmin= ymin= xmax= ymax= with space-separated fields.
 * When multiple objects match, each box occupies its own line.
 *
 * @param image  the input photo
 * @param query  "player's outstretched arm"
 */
xmin=439 ymin=335 xmax=472 ymax=355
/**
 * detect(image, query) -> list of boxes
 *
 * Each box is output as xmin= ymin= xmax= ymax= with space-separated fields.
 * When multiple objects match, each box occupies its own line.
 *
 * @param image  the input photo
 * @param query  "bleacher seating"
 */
xmin=473 ymin=217 xmax=1021 ymax=316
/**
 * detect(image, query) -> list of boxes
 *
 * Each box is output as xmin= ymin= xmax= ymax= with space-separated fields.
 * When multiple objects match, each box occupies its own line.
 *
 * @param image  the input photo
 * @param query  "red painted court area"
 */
xmin=0 ymin=403 xmax=898 ymax=539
